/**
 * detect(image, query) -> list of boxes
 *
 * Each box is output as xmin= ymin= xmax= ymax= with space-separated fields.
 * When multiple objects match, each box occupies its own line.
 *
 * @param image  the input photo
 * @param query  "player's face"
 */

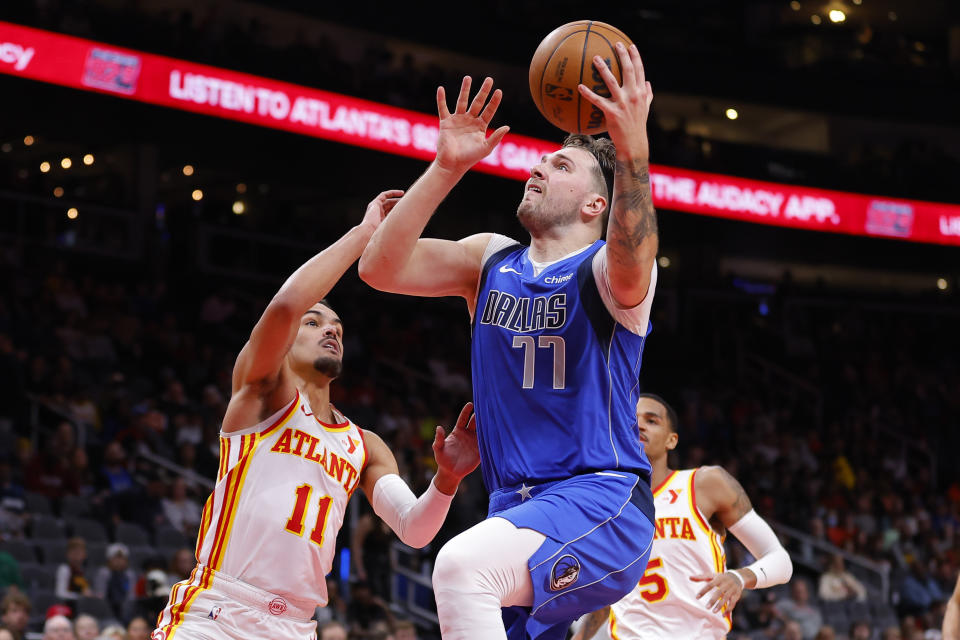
xmin=291 ymin=304 xmax=344 ymax=379
xmin=517 ymin=147 xmax=600 ymax=234
xmin=636 ymin=397 xmax=677 ymax=458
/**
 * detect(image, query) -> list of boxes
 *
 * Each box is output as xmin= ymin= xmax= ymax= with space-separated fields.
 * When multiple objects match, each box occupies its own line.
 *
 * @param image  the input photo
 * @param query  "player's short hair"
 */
xmin=638 ymin=393 xmax=678 ymax=432
xmin=317 ymin=298 xmax=335 ymax=315
xmin=562 ymin=133 xmax=616 ymax=231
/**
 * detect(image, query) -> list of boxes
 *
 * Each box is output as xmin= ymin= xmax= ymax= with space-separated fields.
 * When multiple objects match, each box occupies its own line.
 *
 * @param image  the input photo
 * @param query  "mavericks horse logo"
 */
xmin=550 ymin=555 xmax=581 ymax=591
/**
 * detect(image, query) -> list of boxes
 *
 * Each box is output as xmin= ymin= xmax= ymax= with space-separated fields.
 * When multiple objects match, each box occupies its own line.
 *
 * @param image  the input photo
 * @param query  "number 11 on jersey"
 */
xmin=285 ymin=483 xmax=333 ymax=546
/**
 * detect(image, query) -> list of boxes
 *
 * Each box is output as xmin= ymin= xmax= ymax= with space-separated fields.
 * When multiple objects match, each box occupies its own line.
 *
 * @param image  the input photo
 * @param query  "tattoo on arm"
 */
xmin=719 ymin=467 xmax=753 ymax=520
xmin=609 ymin=159 xmax=657 ymax=263
xmin=579 ymin=607 xmax=611 ymax=640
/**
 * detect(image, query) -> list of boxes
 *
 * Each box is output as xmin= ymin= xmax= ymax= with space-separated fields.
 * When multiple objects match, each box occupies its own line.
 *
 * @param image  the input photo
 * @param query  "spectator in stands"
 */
xmin=0 ymin=624 xmax=15 ymax=640
xmin=0 ymin=453 xmax=27 ymax=540
xmin=25 ymin=421 xmax=76 ymax=499
xmin=167 ymin=548 xmax=194 ymax=584
xmin=0 ymin=553 xmax=23 ymax=593
xmin=319 ymin=620 xmax=347 ymax=640
xmin=813 ymin=626 xmax=835 ymax=640
xmin=393 ymin=619 xmax=418 ymax=640
xmin=42 ymin=614 xmax=75 ymax=640
xmin=819 ymin=554 xmax=868 ymax=602
xmin=0 ymin=591 xmax=29 ymax=640
xmin=881 ymin=627 xmax=903 ymax=640
xmin=55 ymin=537 xmax=92 ymax=600
xmin=776 ymin=580 xmax=824 ymax=640
xmin=899 ymin=558 xmax=947 ymax=616
xmin=314 ymin=576 xmax=347 ymax=627
xmin=93 ymin=543 xmax=135 ymax=620
xmin=346 ymin=580 xmax=394 ymax=635
xmin=849 ymin=620 xmax=872 ymax=640
xmin=73 ymin=614 xmax=98 ymax=640
xmin=160 ymin=477 xmax=201 ymax=536
xmin=126 ymin=616 xmax=150 ymax=640
xmin=96 ymin=623 xmax=125 ymax=640
xmin=784 ymin=621 xmax=804 ymax=640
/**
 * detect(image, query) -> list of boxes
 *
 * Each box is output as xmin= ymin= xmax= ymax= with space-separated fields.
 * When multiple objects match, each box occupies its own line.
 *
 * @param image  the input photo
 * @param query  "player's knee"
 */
xmin=432 ymin=541 xmax=478 ymax=592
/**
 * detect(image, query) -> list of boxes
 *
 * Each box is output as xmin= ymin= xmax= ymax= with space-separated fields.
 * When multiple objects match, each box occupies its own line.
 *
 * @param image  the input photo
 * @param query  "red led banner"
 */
xmin=2 ymin=21 xmax=959 ymax=246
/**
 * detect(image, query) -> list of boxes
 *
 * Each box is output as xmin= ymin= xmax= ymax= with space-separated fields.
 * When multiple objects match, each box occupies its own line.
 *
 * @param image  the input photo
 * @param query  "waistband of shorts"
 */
xmin=200 ymin=564 xmax=316 ymax=620
xmin=488 ymin=468 xmax=653 ymax=517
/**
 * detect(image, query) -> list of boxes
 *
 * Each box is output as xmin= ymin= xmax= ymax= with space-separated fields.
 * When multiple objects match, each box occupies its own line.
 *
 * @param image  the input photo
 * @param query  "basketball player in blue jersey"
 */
xmin=359 ymin=43 xmax=657 ymax=640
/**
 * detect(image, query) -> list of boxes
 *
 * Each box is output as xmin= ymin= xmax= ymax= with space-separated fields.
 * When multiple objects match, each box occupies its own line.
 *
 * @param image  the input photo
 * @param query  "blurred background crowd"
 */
xmin=1 ymin=1 xmax=958 ymax=639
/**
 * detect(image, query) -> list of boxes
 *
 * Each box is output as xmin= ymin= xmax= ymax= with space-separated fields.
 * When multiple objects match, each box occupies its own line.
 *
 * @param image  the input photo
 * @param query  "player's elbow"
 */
xmin=396 ymin=529 xmax=433 ymax=549
xmin=773 ymin=547 xmax=794 ymax=585
xmin=357 ymin=253 xmax=391 ymax=290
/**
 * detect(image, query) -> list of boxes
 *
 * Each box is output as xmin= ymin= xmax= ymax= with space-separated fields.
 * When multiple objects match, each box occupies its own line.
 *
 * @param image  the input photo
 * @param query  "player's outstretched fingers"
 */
xmin=437 ymin=86 xmax=451 ymax=119
xmin=627 ymin=43 xmax=646 ymax=88
xmin=455 ymin=76 xmax=472 ymax=114
xmin=590 ymin=54 xmax=623 ymax=100
xmin=468 ymin=77 xmax=494 ymax=117
xmin=479 ymin=88 xmax=503 ymax=126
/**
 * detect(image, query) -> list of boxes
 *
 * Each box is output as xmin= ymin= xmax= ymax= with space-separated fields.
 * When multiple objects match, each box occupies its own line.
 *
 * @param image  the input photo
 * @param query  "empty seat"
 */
xmin=76 ymin=595 xmax=116 ymax=620
xmin=67 ymin=517 xmax=109 ymax=543
xmin=24 ymin=492 xmax=53 ymax=516
xmin=19 ymin=563 xmax=56 ymax=591
xmin=36 ymin=539 xmax=68 ymax=565
xmin=87 ymin=542 xmax=108 ymax=566
xmin=59 ymin=495 xmax=91 ymax=518
xmin=154 ymin=524 xmax=191 ymax=548
xmin=0 ymin=539 xmax=38 ymax=563
xmin=29 ymin=514 xmax=66 ymax=540
xmin=114 ymin=521 xmax=150 ymax=546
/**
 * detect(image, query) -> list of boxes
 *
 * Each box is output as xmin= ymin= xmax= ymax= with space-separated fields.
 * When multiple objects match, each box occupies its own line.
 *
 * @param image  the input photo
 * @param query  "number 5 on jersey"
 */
xmin=637 ymin=557 xmax=669 ymax=603
xmin=285 ymin=483 xmax=333 ymax=546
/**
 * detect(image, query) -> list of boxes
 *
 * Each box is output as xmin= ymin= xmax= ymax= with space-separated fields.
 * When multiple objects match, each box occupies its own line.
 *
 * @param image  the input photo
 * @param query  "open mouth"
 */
xmin=320 ymin=339 xmax=340 ymax=355
xmin=526 ymin=182 xmax=543 ymax=194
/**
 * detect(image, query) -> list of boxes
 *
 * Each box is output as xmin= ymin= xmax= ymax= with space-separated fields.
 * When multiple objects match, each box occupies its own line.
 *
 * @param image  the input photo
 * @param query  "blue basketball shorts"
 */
xmin=487 ymin=470 xmax=655 ymax=640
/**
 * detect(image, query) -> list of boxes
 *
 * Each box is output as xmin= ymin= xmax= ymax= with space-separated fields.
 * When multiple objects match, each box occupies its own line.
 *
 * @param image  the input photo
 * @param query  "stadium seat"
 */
xmin=154 ymin=524 xmax=191 ymax=548
xmin=114 ymin=521 xmax=150 ymax=546
xmin=67 ymin=517 xmax=110 ymax=543
xmin=36 ymin=539 xmax=67 ymax=565
xmin=0 ymin=539 xmax=38 ymax=563
xmin=19 ymin=563 xmax=56 ymax=591
xmin=60 ymin=495 xmax=92 ymax=518
xmin=87 ymin=542 xmax=108 ymax=566
xmin=846 ymin=599 xmax=871 ymax=622
xmin=129 ymin=545 xmax=163 ymax=572
xmin=28 ymin=589 xmax=64 ymax=618
xmin=24 ymin=492 xmax=53 ymax=516
xmin=29 ymin=514 xmax=67 ymax=540
xmin=76 ymin=595 xmax=116 ymax=620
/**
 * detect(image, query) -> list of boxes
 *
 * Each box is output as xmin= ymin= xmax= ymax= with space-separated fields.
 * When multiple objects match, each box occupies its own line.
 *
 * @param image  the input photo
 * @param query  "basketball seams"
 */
xmin=576 ymin=21 xmax=594 ymax=134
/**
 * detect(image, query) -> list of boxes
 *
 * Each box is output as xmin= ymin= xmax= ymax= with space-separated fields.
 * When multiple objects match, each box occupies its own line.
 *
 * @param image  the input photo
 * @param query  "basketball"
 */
xmin=528 ymin=20 xmax=635 ymax=135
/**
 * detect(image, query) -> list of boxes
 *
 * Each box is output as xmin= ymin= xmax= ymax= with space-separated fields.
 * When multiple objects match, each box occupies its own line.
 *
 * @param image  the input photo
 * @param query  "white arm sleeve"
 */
xmin=728 ymin=509 xmax=793 ymax=589
xmin=371 ymin=473 xmax=454 ymax=549
xmin=592 ymin=247 xmax=657 ymax=336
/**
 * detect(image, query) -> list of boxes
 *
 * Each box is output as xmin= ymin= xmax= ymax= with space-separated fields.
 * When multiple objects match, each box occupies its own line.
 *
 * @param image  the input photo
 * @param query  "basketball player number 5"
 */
xmin=285 ymin=483 xmax=333 ymax=547
xmin=512 ymin=336 xmax=566 ymax=389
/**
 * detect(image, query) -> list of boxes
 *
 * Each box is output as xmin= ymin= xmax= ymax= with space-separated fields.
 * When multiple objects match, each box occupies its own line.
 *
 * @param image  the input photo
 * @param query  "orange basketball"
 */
xmin=528 ymin=20 xmax=635 ymax=135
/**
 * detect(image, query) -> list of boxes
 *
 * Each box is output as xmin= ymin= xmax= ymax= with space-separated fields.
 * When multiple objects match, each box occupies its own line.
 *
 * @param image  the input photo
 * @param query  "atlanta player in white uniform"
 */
xmin=572 ymin=394 xmax=793 ymax=640
xmin=152 ymin=190 xmax=481 ymax=640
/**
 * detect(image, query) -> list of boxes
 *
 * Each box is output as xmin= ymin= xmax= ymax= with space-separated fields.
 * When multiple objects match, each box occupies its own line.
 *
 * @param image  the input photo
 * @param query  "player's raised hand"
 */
xmin=432 ymin=402 xmax=480 ymax=480
xmin=691 ymin=570 xmax=746 ymax=614
xmin=361 ymin=189 xmax=405 ymax=231
xmin=577 ymin=42 xmax=652 ymax=158
xmin=435 ymin=76 xmax=510 ymax=175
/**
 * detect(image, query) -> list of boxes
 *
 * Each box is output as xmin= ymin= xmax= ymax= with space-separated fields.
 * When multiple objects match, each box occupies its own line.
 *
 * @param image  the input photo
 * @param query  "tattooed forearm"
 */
xmin=578 ymin=607 xmax=611 ymax=640
xmin=720 ymin=467 xmax=753 ymax=519
xmin=609 ymin=158 xmax=657 ymax=259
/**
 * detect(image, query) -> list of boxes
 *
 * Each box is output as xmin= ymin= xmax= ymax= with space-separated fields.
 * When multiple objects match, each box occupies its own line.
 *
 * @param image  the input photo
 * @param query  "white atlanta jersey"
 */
xmin=156 ymin=391 xmax=368 ymax=636
xmin=606 ymin=468 xmax=731 ymax=639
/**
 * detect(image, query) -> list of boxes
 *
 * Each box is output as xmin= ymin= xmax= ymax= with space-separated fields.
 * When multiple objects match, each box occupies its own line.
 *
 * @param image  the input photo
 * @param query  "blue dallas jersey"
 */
xmin=471 ymin=237 xmax=653 ymax=493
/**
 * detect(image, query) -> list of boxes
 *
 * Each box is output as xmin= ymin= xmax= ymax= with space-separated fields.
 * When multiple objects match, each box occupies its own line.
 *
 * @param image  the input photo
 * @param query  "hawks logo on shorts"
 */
xmin=550 ymin=555 xmax=581 ymax=591
xmin=268 ymin=597 xmax=288 ymax=615
xmin=150 ymin=631 xmax=167 ymax=640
